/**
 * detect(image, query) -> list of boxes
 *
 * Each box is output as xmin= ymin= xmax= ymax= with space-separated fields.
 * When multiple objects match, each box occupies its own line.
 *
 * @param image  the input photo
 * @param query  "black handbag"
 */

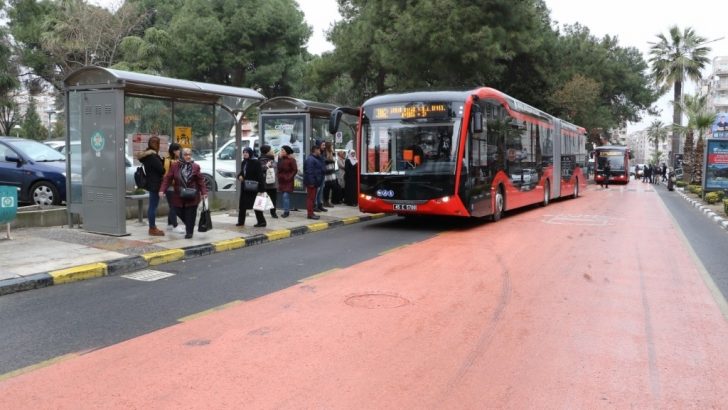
xmin=243 ymin=180 xmax=259 ymax=192
xmin=198 ymin=201 xmax=212 ymax=232
xmin=180 ymin=187 xmax=197 ymax=199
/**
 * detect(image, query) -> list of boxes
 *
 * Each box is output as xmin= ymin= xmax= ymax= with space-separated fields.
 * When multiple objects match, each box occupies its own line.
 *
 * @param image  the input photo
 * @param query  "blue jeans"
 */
xmin=281 ymin=191 xmax=291 ymax=212
xmin=148 ymin=191 xmax=160 ymax=228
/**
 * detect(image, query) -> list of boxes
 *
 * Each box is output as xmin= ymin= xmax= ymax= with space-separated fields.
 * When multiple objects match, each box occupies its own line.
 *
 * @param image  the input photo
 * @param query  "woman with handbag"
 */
xmin=163 ymin=142 xmax=185 ymax=233
xmin=258 ymin=144 xmax=278 ymax=219
xmin=236 ymin=147 xmax=267 ymax=228
xmin=159 ymin=147 xmax=208 ymax=239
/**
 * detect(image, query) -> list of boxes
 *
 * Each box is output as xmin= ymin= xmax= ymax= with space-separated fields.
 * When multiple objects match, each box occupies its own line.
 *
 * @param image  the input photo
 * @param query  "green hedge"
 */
xmin=705 ymin=191 xmax=724 ymax=204
xmin=688 ymin=185 xmax=702 ymax=196
xmin=676 ymin=180 xmax=688 ymax=187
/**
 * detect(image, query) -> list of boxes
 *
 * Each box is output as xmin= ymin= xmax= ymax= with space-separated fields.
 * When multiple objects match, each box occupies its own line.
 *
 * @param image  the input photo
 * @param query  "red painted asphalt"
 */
xmin=2 ymin=184 xmax=727 ymax=408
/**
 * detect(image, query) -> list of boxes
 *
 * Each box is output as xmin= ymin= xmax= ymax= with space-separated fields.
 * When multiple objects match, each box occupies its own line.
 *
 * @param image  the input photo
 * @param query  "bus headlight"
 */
xmin=216 ymin=169 xmax=236 ymax=179
xmin=361 ymin=194 xmax=373 ymax=201
xmin=435 ymin=196 xmax=450 ymax=204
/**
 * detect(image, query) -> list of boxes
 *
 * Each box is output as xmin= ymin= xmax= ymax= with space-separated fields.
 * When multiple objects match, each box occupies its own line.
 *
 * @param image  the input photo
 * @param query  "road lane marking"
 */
xmin=0 ymin=353 xmax=78 ymax=382
xmin=299 ymin=268 xmax=341 ymax=282
xmin=178 ymin=300 xmax=243 ymax=322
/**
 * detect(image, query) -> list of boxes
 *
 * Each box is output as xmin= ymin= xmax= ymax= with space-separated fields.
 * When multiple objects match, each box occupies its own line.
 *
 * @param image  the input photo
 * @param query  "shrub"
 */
xmin=688 ymin=184 xmax=701 ymax=194
xmin=705 ymin=191 xmax=722 ymax=204
xmin=724 ymin=199 xmax=728 ymax=216
xmin=676 ymin=180 xmax=688 ymax=188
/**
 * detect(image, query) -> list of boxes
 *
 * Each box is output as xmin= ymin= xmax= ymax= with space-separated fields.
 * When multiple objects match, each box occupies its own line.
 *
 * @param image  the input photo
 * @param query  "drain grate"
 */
xmin=122 ymin=269 xmax=175 ymax=282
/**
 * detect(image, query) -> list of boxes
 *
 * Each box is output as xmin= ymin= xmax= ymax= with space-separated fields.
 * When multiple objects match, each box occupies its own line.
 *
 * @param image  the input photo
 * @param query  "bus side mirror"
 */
xmin=329 ymin=109 xmax=344 ymax=135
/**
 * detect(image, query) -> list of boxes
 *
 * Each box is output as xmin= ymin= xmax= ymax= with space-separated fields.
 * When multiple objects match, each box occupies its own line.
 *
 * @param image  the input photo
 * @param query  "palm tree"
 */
xmin=646 ymin=120 xmax=668 ymax=164
xmin=649 ymin=26 xmax=711 ymax=166
xmin=676 ymin=93 xmax=714 ymax=181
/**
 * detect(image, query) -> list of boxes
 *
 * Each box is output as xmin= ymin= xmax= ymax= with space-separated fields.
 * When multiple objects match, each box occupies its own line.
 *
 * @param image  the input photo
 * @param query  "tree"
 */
xmin=8 ymin=0 xmax=150 ymax=91
xmin=0 ymin=4 xmax=23 ymax=135
xmin=646 ymin=120 xmax=667 ymax=164
xmin=21 ymin=97 xmax=47 ymax=141
xmin=649 ymin=26 xmax=711 ymax=166
xmin=676 ymin=92 xmax=716 ymax=182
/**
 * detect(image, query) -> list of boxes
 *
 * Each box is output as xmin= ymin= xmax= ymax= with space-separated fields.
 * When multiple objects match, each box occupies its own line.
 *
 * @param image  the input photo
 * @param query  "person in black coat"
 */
xmin=137 ymin=136 xmax=166 ymax=236
xmin=304 ymin=144 xmax=325 ymax=219
xmin=237 ymin=147 xmax=267 ymax=227
xmin=344 ymin=149 xmax=358 ymax=206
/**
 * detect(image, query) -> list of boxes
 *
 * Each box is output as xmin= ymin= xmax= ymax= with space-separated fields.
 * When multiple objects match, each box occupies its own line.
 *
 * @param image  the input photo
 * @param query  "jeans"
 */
xmin=175 ymin=205 xmax=198 ymax=235
xmin=281 ymin=191 xmax=291 ymax=212
xmin=147 ymin=190 xmax=160 ymax=228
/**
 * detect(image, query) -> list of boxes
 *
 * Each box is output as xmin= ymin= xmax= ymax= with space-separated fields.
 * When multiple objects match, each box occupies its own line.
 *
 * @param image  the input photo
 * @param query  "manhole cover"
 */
xmin=345 ymin=292 xmax=410 ymax=309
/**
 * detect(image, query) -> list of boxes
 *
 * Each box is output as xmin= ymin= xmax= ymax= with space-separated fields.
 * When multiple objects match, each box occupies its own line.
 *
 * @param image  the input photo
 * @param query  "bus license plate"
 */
xmin=393 ymin=204 xmax=417 ymax=211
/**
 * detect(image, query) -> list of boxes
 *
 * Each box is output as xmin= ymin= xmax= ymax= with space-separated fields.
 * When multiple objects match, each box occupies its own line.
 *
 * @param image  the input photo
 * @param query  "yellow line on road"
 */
xmin=379 ymin=244 xmax=409 ymax=255
xmin=0 ymin=353 xmax=78 ymax=382
xmin=299 ymin=268 xmax=341 ymax=282
xmin=178 ymin=300 xmax=243 ymax=322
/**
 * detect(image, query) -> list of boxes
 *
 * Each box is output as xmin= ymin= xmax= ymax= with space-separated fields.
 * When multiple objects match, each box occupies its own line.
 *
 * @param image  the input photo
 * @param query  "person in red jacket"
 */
xmin=276 ymin=145 xmax=298 ymax=218
xmin=159 ymin=147 xmax=208 ymax=239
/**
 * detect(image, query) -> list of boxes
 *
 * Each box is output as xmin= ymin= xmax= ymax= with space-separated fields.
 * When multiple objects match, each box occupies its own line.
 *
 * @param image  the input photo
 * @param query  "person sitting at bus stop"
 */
xmin=601 ymin=160 xmax=611 ymax=189
xmin=304 ymin=144 xmax=325 ymax=220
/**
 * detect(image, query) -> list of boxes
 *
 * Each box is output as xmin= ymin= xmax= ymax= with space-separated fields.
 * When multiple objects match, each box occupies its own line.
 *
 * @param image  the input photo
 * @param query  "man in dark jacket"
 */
xmin=137 ymin=136 xmax=165 ymax=236
xmin=304 ymin=144 xmax=325 ymax=219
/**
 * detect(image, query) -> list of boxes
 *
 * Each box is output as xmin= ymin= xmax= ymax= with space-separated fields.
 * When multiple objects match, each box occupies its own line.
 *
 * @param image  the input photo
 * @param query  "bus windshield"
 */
xmin=596 ymin=151 xmax=626 ymax=172
xmin=361 ymin=119 xmax=461 ymax=175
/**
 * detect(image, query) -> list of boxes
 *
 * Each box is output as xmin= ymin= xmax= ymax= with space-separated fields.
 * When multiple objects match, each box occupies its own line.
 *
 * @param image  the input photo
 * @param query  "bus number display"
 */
xmin=373 ymin=103 xmax=448 ymax=120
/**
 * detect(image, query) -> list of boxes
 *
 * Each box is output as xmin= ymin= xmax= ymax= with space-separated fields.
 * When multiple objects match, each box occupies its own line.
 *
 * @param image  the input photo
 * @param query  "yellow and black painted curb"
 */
xmin=0 ymin=213 xmax=387 ymax=297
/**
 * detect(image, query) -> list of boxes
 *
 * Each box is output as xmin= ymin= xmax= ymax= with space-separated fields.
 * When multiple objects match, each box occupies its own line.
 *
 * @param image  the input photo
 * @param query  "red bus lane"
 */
xmin=2 ymin=185 xmax=728 ymax=408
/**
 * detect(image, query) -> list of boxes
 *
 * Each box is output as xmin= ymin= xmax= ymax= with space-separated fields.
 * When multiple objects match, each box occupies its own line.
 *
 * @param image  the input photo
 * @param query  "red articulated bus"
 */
xmin=594 ymin=145 xmax=631 ymax=185
xmin=329 ymin=87 xmax=587 ymax=220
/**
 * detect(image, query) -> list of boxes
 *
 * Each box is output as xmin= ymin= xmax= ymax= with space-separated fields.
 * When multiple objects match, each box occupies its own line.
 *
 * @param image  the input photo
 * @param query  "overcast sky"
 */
xmin=88 ymin=0 xmax=726 ymax=132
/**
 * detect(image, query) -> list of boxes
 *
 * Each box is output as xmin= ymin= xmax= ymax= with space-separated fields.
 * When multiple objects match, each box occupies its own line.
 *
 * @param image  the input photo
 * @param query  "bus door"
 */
xmin=464 ymin=104 xmax=491 ymax=217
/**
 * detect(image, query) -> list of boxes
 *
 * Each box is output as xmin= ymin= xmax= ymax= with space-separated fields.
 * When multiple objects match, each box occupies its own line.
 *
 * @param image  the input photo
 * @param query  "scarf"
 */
xmin=348 ymin=150 xmax=358 ymax=166
xmin=180 ymin=158 xmax=193 ymax=186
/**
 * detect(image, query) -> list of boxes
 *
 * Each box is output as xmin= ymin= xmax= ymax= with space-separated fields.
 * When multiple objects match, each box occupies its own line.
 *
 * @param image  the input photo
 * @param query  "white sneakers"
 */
xmin=167 ymin=224 xmax=186 ymax=234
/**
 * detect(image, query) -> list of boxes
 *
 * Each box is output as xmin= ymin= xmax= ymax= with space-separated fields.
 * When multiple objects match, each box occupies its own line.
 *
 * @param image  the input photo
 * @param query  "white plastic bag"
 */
xmin=253 ymin=193 xmax=268 ymax=211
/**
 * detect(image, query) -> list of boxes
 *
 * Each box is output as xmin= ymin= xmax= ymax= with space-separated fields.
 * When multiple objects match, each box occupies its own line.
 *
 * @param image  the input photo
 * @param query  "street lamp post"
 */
xmin=45 ymin=109 xmax=56 ymax=141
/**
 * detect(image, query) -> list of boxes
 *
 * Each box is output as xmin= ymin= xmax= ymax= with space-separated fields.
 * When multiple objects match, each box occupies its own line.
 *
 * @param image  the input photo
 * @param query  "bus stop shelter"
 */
xmin=63 ymin=67 xmax=265 ymax=236
xmin=257 ymin=97 xmax=357 ymax=209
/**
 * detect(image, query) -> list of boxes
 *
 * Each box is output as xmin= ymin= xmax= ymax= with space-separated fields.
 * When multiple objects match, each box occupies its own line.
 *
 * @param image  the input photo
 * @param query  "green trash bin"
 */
xmin=0 ymin=185 xmax=18 ymax=225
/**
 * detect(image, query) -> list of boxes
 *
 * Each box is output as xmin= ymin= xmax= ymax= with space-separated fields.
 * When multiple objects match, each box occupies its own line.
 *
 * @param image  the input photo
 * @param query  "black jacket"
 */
xmin=237 ymin=157 xmax=265 ymax=210
xmin=138 ymin=149 xmax=165 ymax=192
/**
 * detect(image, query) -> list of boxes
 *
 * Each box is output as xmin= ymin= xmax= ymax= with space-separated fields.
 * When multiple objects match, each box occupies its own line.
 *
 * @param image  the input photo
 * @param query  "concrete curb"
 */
xmin=675 ymin=188 xmax=728 ymax=233
xmin=0 ymin=213 xmax=387 ymax=297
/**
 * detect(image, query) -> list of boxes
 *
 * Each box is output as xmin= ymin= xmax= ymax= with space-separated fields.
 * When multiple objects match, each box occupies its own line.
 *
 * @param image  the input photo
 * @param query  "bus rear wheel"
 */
xmin=491 ymin=187 xmax=504 ymax=222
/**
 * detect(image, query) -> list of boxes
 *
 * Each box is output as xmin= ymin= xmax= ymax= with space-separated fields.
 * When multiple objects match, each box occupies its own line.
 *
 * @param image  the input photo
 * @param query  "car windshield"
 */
xmin=14 ymin=139 xmax=65 ymax=162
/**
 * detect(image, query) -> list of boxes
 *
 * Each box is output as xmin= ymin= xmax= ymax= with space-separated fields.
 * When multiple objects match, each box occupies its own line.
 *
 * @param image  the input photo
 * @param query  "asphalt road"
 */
xmin=0 ymin=216 xmax=477 ymax=375
xmin=655 ymin=183 xmax=728 ymax=299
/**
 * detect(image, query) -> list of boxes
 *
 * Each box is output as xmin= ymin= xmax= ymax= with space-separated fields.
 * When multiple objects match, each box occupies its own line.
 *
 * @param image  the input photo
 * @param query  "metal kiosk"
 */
xmin=63 ymin=67 xmax=264 ymax=236
xmin=257 ymin=97 xmax=357 ymax=210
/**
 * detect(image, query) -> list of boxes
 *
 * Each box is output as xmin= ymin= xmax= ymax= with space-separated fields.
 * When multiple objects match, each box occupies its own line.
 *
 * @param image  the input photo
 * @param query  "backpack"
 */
xmin=134 ymin=165 xmax=148 ymax=190
xmin=265 ymin=164 xmax=276 ymax=184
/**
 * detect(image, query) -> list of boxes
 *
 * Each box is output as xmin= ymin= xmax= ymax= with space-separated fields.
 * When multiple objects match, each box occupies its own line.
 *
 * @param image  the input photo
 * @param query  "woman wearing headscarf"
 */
xmin=258 ymin=144 xmax=278 ymax=219
xmin=344 ymin=149 xmax=358 ymax=206
xmin=163 ymin=142 xmax=184 ymax=233
xmin=159 ymin=147 xmax=208 ymax=239
xmin=236 ymin=147 xmax=267 ymax=227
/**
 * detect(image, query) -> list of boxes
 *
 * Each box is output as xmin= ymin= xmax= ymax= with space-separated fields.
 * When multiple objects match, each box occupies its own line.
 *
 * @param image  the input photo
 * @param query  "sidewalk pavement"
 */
xmin=0 ymin=205 xmax=384 ymax=297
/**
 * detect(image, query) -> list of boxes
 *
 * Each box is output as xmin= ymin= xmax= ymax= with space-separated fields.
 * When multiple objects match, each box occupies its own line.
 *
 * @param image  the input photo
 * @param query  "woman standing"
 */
xmin=344 ymin=149 xmax=358 ymax=206
xmin=163 ymin=142 xmax=184 ymax=233
xmin=322 ymin=141 xmax=337 ymax=207
xmin=236 ymin=147 xmax=267 ymax=227
xmin=276 ymin=145 xmax=298 ymax=218
xmin=159 ymin=148 xmax=208 ymax=239
xmin=258 ymin=144 xmax=278 ymax=219
xmin=138 ymin=136 xmax=165 ymax=236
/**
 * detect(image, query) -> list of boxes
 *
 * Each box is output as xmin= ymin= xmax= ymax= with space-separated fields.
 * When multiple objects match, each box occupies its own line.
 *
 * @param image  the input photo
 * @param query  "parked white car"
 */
xmin=195 ymin=136 xmax=259 ymax=191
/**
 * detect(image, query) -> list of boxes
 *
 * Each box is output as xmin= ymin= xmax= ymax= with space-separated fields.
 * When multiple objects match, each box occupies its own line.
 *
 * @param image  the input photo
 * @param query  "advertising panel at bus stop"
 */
xmin=704 ymin=140 xmax=728 ymax=190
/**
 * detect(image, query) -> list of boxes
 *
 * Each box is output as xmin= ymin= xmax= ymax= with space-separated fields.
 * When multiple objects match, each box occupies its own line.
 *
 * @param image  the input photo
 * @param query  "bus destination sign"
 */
xmin=373 ymin=102 xmax=448 ymax=120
